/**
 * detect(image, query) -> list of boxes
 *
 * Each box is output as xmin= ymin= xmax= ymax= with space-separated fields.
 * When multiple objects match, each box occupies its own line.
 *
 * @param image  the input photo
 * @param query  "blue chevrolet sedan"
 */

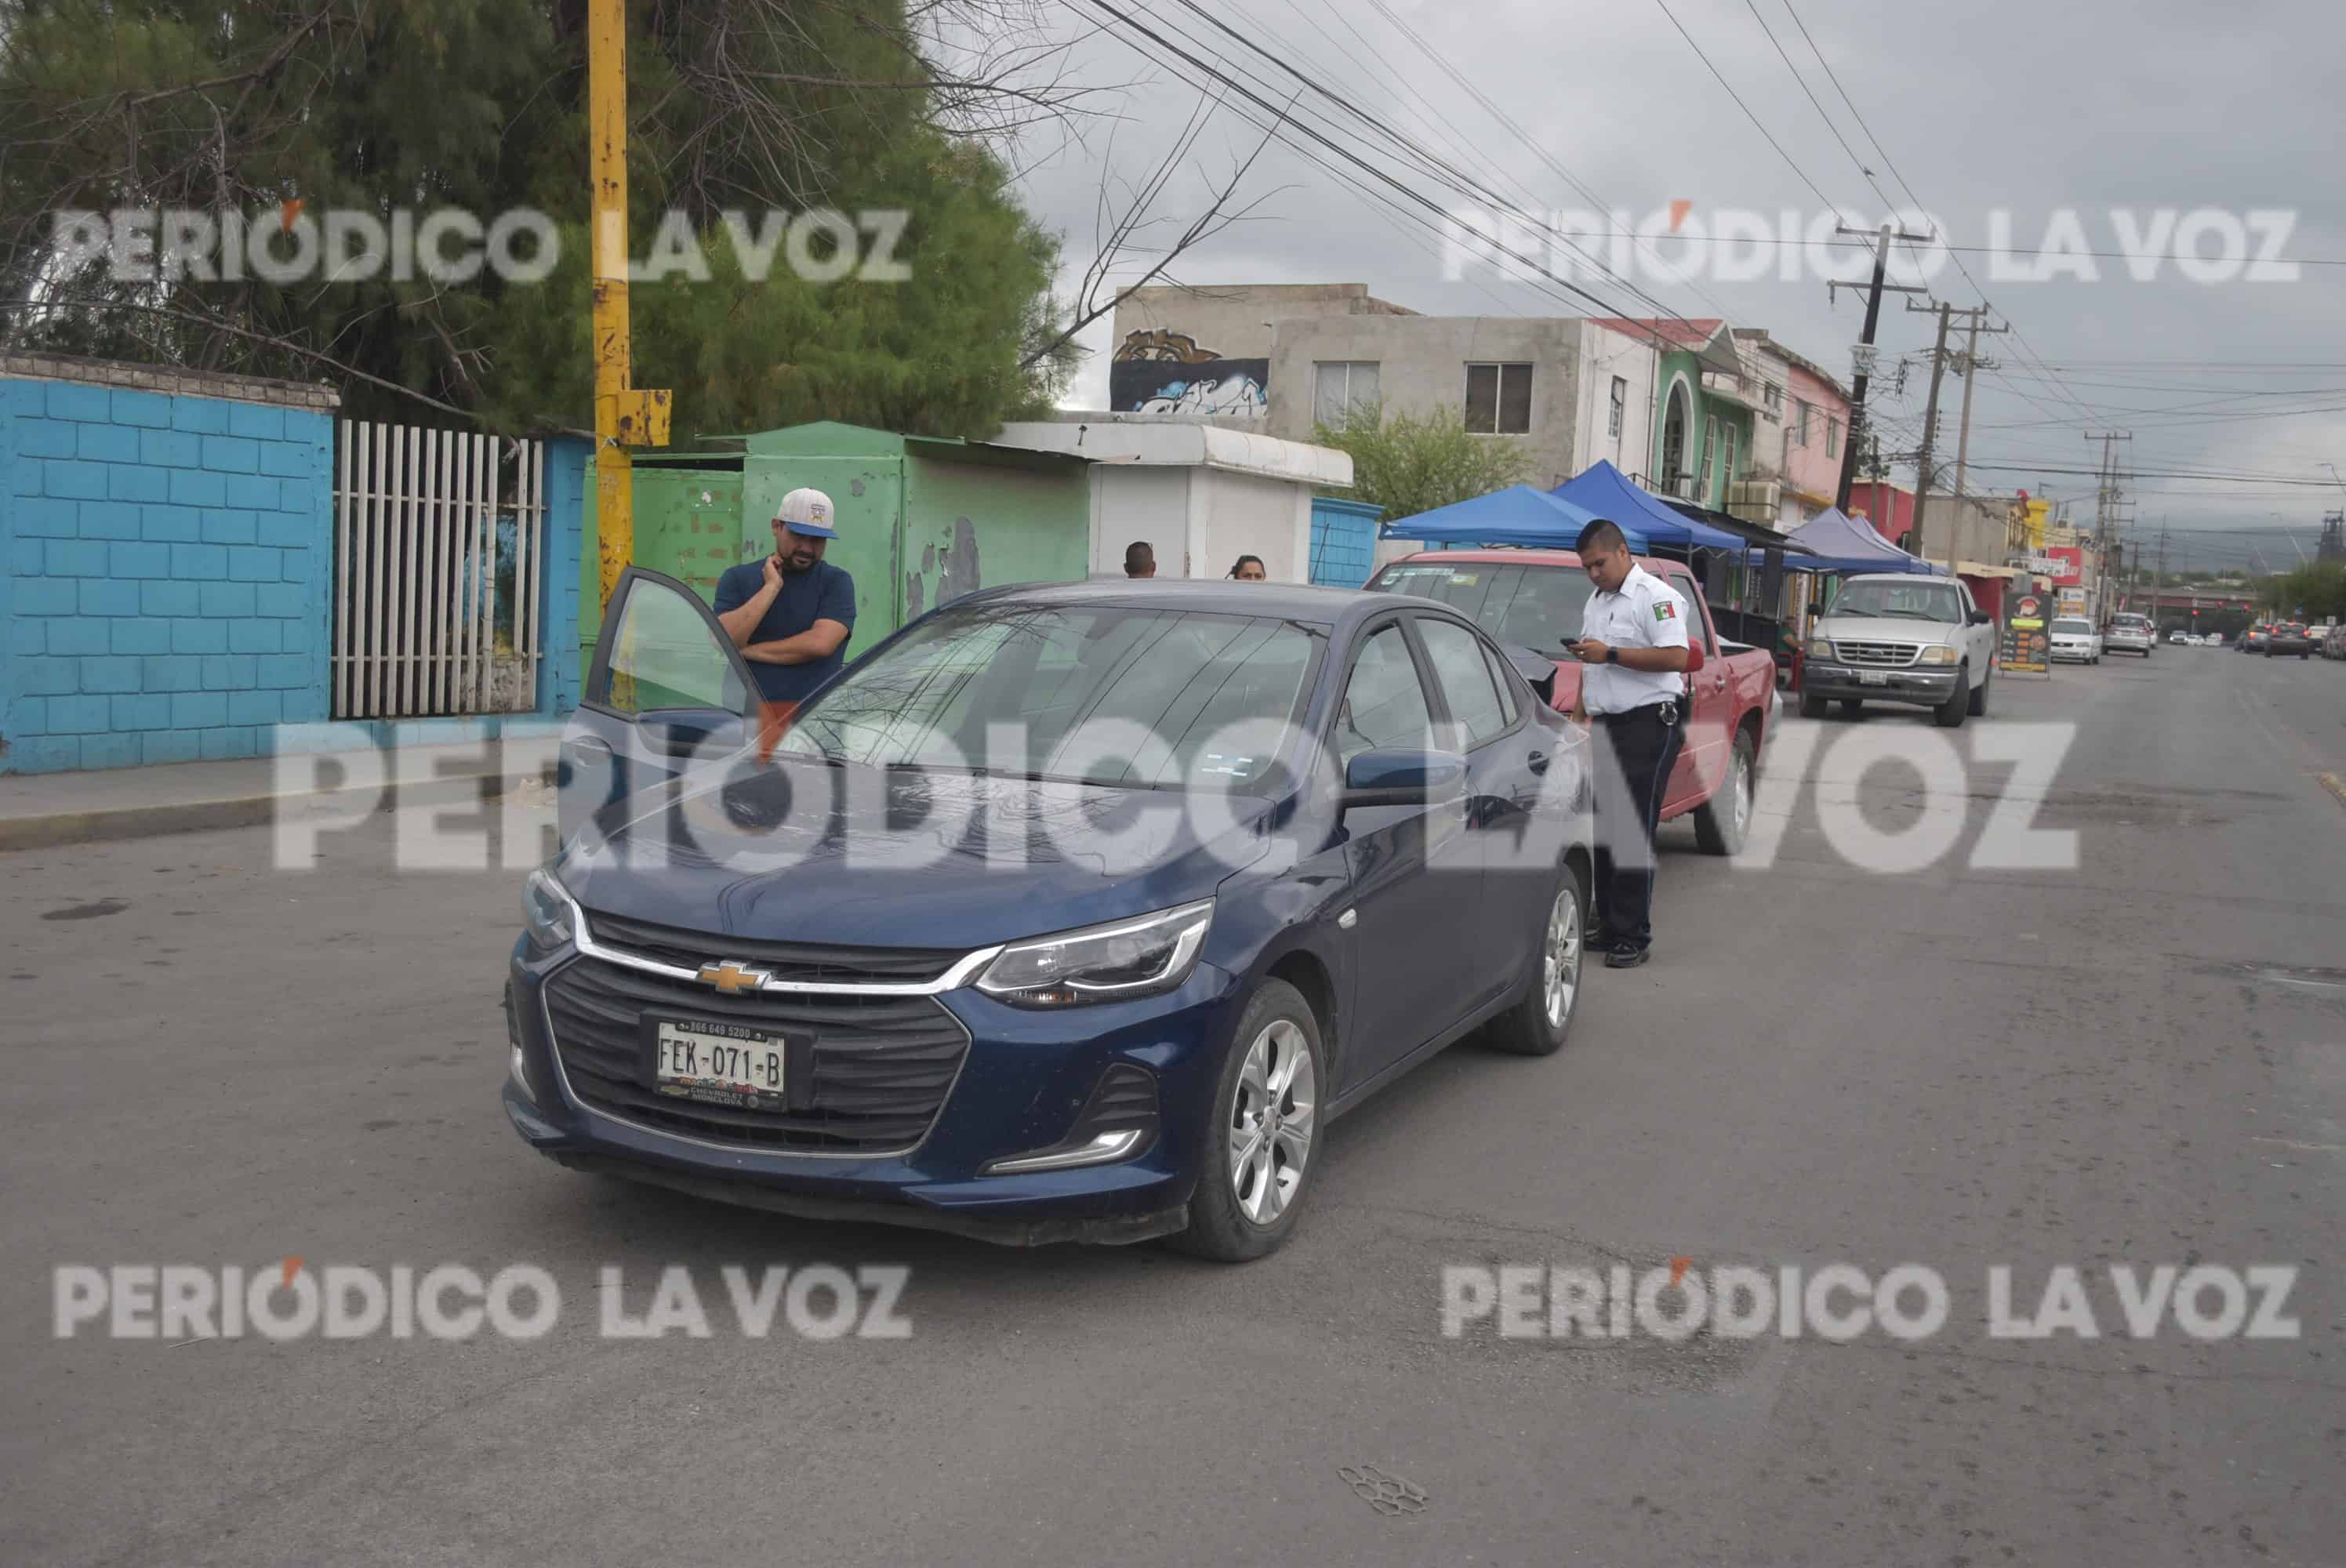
xmin=504 ymin=572 xmax=1592 ymax=1261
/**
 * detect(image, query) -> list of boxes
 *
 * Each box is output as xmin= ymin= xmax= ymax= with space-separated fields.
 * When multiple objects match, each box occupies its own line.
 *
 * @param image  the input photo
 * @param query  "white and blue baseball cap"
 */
xmin=776 ymin=487 xmax=838 ymax=539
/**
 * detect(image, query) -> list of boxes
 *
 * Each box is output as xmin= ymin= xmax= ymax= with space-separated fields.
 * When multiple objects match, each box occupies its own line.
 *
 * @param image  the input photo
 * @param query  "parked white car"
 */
xmin=2049 ymin=617 xmax=2103 ymax=664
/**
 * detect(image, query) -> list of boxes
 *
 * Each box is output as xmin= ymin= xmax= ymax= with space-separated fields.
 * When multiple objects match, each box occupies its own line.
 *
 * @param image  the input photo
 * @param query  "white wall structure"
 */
xmin=992 ymin=417 xmax=1353 ymax=583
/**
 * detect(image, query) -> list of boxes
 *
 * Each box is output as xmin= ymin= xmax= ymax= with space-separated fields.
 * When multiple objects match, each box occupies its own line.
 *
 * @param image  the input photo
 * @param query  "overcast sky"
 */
xmin=997 ymin=0 xmax=2346 ymax=568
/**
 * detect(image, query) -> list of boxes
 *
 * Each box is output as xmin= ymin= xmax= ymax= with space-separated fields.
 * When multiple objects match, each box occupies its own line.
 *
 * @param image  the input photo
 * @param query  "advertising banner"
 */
xmin=2003 ymin=593 xmax=2050 ymax=673
xmin=2046 ymin=546 xmax=2084 ymax=586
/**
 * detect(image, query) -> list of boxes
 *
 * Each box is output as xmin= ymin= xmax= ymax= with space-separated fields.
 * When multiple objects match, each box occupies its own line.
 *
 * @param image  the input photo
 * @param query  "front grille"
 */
xmin=582 ymin=908 xmax=961 ymax=985
xmin=1831 ymin=640 xmax=1922 ymax=667
xmin=543 ymin=956 xmax=969 ymax=1152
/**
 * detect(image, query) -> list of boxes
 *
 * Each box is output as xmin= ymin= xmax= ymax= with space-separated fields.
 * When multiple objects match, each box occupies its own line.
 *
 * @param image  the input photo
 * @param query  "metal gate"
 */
xmin=331 ymin=422 xmax=544 ymax=719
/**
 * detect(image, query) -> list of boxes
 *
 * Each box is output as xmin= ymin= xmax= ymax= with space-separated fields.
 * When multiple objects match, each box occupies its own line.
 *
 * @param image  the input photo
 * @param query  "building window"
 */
xmin=1825 ymin=416 xmax=1840 ymax=459
xmin=1792 ymin=399 xmax=1810 ymax=447
xmin=1464 ymin=363 xmax=1533 ymax=434
xmin=1763 ymin=381 xmax=1784 ymax=416
xmin=1698 ymin=416 xmax=1719 ymax=502
xmin=1720 ymin=426 xmax=1738 ymax=487
xmin=1607 ymin=376 xmax=1626 ymax=438
xmin=1660 ymin=383 xmax=1690 ymax=492
xmin=1313 ymin=361 xmax=1381 ymax=426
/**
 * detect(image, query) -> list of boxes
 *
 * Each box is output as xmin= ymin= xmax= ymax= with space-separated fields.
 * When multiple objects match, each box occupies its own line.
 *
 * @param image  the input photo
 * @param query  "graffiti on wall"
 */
xmin=1109 ymin=329 xmax=1269 ymax=419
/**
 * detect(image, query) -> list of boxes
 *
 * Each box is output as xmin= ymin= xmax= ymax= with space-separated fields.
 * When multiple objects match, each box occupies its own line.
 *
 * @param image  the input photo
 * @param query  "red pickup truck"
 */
xmin=1365 ymin=549 xmax=1778 ymax=855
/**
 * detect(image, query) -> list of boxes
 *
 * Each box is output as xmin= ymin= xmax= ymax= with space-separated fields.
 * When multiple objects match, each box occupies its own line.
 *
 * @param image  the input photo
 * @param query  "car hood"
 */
xmin=1816 ymin=615 xmax=1962 ymax=644
xmin=557 ymin=758 xmax=1277 ymax=950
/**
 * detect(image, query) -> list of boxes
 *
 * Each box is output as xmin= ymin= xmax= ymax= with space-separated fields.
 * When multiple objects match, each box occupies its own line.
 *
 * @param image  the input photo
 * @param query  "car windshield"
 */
xmin=2053 ymin=619 xmax=2092 ymax=633
xmin=1830 ymin=582 xmax=1963 ymax=622
xmin=776 ymin=603 xmax=1319 ymax=790
xmin=1368 ymin=561 xmax=1596 ymax=652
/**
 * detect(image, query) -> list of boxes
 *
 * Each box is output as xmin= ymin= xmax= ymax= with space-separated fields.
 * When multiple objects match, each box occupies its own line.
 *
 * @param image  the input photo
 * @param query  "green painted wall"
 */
xmin=1651 ymin=350 xmax=1755 ymax=510
xmin=898 ymin=453 xmax=1089 ymax=622
xmin=576 ymin=455 xmax=743 ymax=664
xmin=577 ymin=422 xmax=1093 ymax=679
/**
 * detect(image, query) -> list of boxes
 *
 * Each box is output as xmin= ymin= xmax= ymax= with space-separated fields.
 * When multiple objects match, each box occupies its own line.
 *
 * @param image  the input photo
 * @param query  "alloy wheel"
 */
xmin=1229 ymin=1020 xmax=1316 ymax=1226
xmin=1542 ymin=881 xmax=1583 ymax=1031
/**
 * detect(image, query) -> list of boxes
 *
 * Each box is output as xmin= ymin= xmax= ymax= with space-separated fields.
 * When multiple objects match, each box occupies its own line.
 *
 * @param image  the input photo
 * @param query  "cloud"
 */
xmin=1004 ymin=0 xmax=2346 ymax=546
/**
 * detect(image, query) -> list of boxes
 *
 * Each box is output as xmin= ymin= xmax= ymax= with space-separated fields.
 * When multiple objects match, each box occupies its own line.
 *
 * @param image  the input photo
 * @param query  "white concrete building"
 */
xmin=992 ymin=416 xmax=1353 ymax=583
xmin=1108 ymin=285 xmax=1662 ymax=490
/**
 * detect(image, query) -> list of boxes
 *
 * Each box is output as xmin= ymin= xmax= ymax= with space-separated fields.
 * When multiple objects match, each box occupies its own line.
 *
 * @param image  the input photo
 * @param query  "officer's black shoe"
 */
xmin=1603 ymin=946 xmax=1651 ymax=969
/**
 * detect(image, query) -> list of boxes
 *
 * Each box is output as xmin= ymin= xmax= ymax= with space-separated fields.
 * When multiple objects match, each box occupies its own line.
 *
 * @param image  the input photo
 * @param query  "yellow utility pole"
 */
xmin=589 ymin=0 xmax=671 ymax=615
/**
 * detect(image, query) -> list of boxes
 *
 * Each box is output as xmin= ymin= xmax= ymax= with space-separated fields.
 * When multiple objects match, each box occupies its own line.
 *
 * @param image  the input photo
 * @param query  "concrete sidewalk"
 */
xmin=0 ymin=723 xmax=565 ymax=851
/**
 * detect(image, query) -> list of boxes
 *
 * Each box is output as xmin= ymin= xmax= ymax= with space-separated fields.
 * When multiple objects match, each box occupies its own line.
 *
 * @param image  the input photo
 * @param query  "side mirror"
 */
xmin=1970 ymin=609 xmax=1992 ymax=626
xmin=1339 ymin=749 xmax=1467 ymax=810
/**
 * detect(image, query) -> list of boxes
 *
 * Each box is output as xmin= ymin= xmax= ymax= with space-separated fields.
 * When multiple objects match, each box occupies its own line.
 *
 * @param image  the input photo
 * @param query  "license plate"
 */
xmin=650 ymin=1018 xmax=788 ymax=1109
xmin=1858 ymin=670 xmax=1888 ymax=685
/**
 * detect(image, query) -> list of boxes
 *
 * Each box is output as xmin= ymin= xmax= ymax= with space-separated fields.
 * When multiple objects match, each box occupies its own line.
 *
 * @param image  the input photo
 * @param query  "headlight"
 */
xmin=521 ymin=867 xmax=576 ymax=947
xmin=1807 ymin=638 xmax=1833 ymax=659
xmin=975 ymin=900 xmax=1213 ymax=1007
xmin=1919 ymin=645 xmax=1958 ymax=666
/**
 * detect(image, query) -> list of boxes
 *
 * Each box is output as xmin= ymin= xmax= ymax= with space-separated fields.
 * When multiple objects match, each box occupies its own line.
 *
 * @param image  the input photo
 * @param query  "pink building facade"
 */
xmin=1779 ymin=359 xmax=1850 ymax=521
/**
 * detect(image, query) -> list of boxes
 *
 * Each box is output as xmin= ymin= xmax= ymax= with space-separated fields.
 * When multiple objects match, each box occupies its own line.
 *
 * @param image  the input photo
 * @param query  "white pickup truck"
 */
xmin=1800 ymin=573 xmax=1999 ymax=727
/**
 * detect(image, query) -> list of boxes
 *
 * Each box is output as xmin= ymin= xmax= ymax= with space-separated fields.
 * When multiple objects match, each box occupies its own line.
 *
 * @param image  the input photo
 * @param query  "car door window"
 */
xmin=1480 ymin=642 xmax=1520 ymax=726
xmin=597 ymin=575 xmax=750 ymax=715
xmin=1416 ymin=618 xmax=1510 ymax=751
xmin=1335 ymin=623 xmax=1436 ymax=765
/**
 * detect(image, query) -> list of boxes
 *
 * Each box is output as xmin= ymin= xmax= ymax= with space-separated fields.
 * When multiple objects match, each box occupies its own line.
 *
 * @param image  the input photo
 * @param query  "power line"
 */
xmin=1647 ymin=0 xmax=1850 ymax=218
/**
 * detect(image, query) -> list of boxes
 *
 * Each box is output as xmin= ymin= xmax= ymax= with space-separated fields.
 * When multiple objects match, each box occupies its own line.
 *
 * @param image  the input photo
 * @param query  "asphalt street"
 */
xmin=3 ymin=645 xmax=2341 ymax=1566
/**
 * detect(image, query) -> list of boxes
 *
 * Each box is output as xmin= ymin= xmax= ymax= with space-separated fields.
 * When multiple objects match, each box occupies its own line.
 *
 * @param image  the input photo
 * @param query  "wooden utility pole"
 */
xmin=1827 ymin=223 xmax=1931 ymax=513
xmin=1906 ymin=302 xmax=1953 ymax=561
xmin=589 ymin=0 xmax=672 ymax=615
xmin=1944 ymin=307 xmax=2008 ymax=573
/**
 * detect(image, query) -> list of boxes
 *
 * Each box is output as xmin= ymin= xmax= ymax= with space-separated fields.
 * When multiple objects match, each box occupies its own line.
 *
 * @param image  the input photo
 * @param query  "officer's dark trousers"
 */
xmin=1591 ymin=703 xmax=1683 ymax=953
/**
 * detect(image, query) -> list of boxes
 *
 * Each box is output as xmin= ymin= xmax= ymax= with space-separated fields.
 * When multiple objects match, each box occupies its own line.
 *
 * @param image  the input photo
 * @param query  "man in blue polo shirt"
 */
xmin=712 ymin=487 xmax=856 ymax=760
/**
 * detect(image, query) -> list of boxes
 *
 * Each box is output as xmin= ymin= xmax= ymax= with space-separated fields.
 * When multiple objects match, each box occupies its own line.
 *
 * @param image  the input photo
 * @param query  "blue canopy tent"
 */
xmin=1551 ymin=460 xmax=1747 ymax=553
xmin=1782 ymin=507 xmax=1945 ymax=575
xmin=1380 ymin=485 xmax=1647 ymax=553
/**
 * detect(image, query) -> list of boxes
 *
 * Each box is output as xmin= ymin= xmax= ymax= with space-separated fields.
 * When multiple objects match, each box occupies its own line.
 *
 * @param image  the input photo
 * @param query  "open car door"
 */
xmin=557 ymin=567 xmax=761 ymax=845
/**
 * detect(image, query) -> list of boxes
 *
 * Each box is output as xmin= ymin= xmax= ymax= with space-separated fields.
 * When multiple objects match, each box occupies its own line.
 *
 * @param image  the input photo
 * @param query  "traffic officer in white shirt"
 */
xmin=1564 ymin=517 xmax=1691 ymax=968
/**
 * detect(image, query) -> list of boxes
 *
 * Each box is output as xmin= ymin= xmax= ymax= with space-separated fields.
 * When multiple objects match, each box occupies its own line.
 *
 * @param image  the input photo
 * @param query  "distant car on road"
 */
xmin=2322 ymin=626 xmax=2346 ymax=660
xmin=2239 ymin=625 xmax=2268 ymax=653
xmin=2107 ymin=613 xmax=2155 ymax=657
xmin=2167 ymin=630 xmax=2190 ymax=644
xmin=1800 ymin=572 xmax=1999 ymax=726
xmin=2048 ymin=617 xmax=2102 ymax=664
xmin=2264 ymin=622 xmax=2314 ymax=658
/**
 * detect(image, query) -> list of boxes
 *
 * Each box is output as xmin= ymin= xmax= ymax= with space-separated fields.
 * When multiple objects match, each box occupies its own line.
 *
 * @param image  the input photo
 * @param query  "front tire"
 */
xmin=1934 ymin=666 xmax=1970 ymax=728
xmin=1692 ymin=731 xmax=1755 ymax=855
xmin=1484 ymin=861 xmax=1588 ymax=1057
xmin=1839 ymin=699 xmax=1865 ymax=717
xmin=1168 ymin=978 xmax=1325 ymax=1263
xmin=1967 ymin=665 xmax=1990 ymax=716
xmin=1799 ymin=688 xmax=1827 ymax=720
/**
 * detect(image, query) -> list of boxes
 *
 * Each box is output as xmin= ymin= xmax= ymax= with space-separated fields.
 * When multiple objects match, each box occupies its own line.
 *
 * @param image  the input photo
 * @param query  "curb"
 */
xmin=0 ymin=768 xmax=537 ymax=855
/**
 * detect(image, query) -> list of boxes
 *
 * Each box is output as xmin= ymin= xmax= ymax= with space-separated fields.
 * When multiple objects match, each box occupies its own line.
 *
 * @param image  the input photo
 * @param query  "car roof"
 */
xmin=945 ymin=575 xmax=1379 ymax=630
xmin=1385 ymin=548 xmax=1687 ymax=573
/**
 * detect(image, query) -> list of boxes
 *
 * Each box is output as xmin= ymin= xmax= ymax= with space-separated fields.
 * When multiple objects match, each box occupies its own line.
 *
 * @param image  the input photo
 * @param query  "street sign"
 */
xmin=1851 ymin=345 xmax=1879 ymax=378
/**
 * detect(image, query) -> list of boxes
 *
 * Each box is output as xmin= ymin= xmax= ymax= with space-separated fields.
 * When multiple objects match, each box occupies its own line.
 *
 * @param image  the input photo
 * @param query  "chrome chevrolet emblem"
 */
xmin=695 ymin=960 xmax=772 ymax=995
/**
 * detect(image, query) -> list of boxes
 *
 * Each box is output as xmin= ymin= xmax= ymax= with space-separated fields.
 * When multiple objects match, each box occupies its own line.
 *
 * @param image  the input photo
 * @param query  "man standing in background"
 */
xmin=713 ymin=488 xmax=855 ymax=762
xmin=1124 ymin=541 xmax=1157 ymax=579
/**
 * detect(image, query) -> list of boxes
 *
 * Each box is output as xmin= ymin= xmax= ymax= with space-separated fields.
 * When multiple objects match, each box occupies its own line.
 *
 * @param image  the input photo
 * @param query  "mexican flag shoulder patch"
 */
xmin=1654 ymin=601 xmax=1676 ymax=621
